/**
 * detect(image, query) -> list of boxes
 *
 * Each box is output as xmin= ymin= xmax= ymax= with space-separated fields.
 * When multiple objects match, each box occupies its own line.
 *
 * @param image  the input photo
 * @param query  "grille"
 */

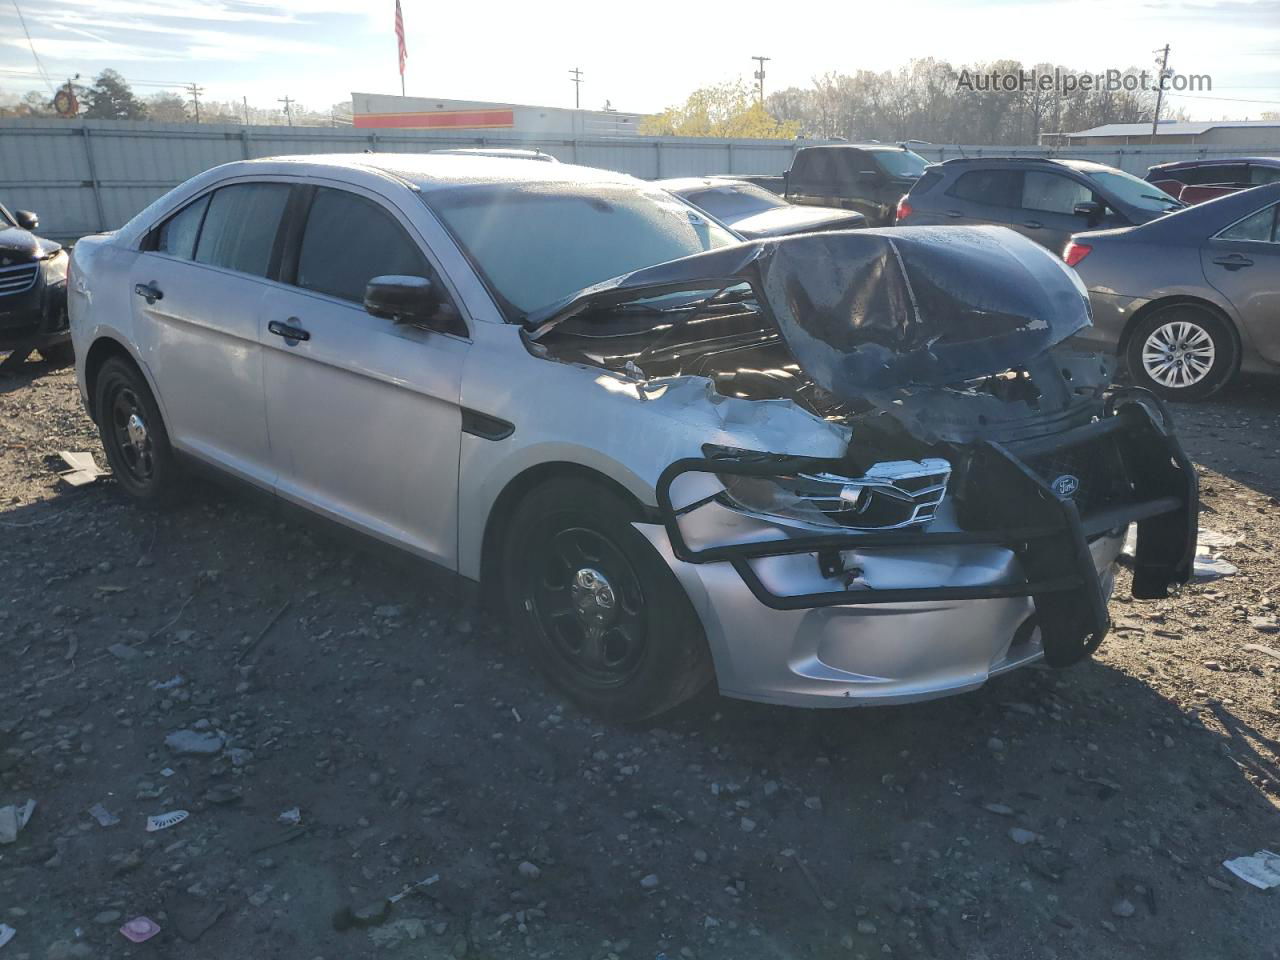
xmin=1021 ymin=434 xmax=1132 ymax=516
xmin=0 ymin=262 xmax=39 ymax=297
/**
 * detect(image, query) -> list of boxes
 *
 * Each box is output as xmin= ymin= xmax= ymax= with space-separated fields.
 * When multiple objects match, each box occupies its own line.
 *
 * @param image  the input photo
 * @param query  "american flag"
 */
xmin=394 ymin=0 xmax=407 ymax=77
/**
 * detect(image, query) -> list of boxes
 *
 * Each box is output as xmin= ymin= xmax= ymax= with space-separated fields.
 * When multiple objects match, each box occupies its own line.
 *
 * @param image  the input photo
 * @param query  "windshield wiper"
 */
xmin=1141 ymin=193 xmax=1185 ymax=208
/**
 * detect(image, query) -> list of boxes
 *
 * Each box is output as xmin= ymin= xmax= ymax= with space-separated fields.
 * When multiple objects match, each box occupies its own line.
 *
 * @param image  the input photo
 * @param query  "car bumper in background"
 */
xmin=0 ymin=270 xmax=68 ymax=349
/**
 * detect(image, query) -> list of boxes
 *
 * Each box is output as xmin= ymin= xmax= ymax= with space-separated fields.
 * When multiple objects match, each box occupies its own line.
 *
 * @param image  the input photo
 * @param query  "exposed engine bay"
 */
xmin=522 ymin=227 xmax=1198 ymax=669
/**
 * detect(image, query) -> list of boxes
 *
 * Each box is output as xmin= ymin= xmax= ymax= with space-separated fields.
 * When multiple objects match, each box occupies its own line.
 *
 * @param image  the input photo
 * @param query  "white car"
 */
xmin=68 ymin=155 xmax=1198 ymax=720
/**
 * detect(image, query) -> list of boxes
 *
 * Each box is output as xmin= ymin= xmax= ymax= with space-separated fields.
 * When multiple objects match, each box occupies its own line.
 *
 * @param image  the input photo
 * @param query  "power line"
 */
xmin=9 ymin=0 xmax=54 ymax=93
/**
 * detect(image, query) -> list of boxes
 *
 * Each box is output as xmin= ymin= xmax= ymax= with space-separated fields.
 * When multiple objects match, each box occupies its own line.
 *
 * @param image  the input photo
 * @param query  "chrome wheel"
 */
xmin=110 ymin=388 xmax=155 ymax=483
xmin=1141 ymin=320 xmax=1216 ymax=390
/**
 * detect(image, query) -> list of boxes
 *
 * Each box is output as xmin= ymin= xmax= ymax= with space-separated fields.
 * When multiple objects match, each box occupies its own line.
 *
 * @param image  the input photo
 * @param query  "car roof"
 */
xmin=1149 ymin=156 xmax=1280 ymax=171
xmin=936 ymin=156 xmax=1118 ymax=175
xmin=219 ymin=154 xmax=640 ymax=193
xmin=799 ymin=143 xmax=911 ymax=153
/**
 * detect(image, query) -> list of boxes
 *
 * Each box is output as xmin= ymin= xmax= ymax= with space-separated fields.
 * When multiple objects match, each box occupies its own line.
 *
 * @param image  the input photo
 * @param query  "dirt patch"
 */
xmin=2 ymin=359 xmax=1279 ymax=960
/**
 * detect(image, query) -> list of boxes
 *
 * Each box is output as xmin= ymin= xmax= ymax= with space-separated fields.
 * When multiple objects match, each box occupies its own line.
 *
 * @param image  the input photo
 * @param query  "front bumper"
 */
xmin=649 ymin=398 xmax=1196 ymax=707
xmin=0 ymin=264 xmax=67 ymax=349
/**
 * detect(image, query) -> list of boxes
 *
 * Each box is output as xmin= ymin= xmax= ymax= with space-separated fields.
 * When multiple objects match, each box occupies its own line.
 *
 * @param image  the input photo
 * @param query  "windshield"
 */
xmin=425 ymin=182 xmax=738 ymax=319
xmin=0 ymin=203 xmax=13 ymax=228
xmin=1089 ymin=169 xmax=1182 ymax=212
xmin=875 ymin=150 xmax=929 ymax=178
xmin=679 ymin=182 xmax=786 ymax=220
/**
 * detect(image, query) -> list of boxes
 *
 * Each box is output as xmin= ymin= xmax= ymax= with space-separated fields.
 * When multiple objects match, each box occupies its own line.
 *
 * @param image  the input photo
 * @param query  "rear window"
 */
xmin=424 ymin=182 xmax=738 ymax=319
xmin=680 ymin=183 xmax=785 ymax=220
xmin=874 ymin=150 xmax=928 ymax=179
xmin=911 ymin=169 xmax=944 ymax=194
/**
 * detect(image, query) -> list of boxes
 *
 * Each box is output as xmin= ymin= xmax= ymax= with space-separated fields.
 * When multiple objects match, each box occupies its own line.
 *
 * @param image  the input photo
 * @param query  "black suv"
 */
xmin=895 ymin=157 xmax=1184 ymax=255
xmin=0 ymin=201 xmax=72 ymax=366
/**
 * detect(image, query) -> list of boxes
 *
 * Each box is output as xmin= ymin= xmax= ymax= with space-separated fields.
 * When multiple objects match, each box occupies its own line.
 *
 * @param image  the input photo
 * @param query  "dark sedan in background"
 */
xmin=0 ymin=201 xmax=72 ymax=366
xmin=659 ymin=177 xmax=867 ymax=239
xmin=1065 ymin=182 xmax=1280 ymax=400
xmin=1147 ymin=157 xmax=1280 ymax=205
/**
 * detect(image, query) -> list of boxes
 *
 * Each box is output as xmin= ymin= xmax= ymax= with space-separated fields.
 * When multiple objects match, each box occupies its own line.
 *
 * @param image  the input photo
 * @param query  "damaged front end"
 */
xmin=525 ymin=227 xmax=1197 ymax=670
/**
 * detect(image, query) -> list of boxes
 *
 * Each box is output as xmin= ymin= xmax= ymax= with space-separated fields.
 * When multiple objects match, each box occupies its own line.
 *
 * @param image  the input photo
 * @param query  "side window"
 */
xmin=948 ymin=170 xmax=1022 ymax=207
xmin=194 ymin=183 xmax=290 ymax=278
xmin=294 ymin=188 xmax=464 ymax=333
xmin=1218 ymin=204 xmax=1278 ymax=243
xmin=1249 ymin=166 xmax=1280 ymax=186
xmin=793 ymin=150 xmax=829 ymax=187
xmin=1021 ymin=173 xmax=1093 ymax=215
xmin=156 ymin=194 xmax=210 ymax=260
xmin=1187 ymin=164 xmax=1245 ymax=185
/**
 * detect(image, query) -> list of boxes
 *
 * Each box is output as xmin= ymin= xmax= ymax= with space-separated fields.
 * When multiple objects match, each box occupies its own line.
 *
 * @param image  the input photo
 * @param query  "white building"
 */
xmin=351 ymin=93 xmax=646 ymax=138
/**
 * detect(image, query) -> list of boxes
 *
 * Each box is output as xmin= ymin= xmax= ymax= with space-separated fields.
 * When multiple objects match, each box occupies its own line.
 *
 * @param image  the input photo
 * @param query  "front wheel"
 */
xmin=500 ymin=478 xmax=714 ymax=722
xmin=1125 ymin=305 xmax=1237 ymax=401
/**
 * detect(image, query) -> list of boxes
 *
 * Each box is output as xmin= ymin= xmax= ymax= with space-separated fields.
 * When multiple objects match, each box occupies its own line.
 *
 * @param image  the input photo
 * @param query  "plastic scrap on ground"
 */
xmin=1223 ymin=850 xmax=1280 ymax=890
xmin=119 ymin=917 xmax=161 ymax=943
xmin=0 ymin=800 xmax=36 ymax=844
xmin=55 ymin=451 xmax=110 ymax=487
xmin=145 ymin=810 xmax=189 ymax=832
xmin=88 ymin=803 xmax=120 ymax=828
xmin=1121 ymin=526 xmax=1239 ymax=580
xmin=277 ymin=807 xmax=302 ymax=826
xmin=0 ymin=924 xmax=15 ymax=950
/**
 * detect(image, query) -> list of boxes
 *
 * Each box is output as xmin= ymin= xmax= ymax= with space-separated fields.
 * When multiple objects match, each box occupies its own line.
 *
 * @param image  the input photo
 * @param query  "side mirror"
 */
xmin=1073 ymin=201 xmax=1103 ymax=226
xmin=364 ymin=275 xmax=441 ymax=327
xmin=14 ymin=210 xmax=38 ymax=231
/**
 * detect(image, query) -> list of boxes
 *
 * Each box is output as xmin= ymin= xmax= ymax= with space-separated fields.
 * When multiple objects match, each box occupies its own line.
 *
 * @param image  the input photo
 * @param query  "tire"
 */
xmin=1125 ymin=304 xmax=1237 ymax=401
xmin=500 ymin=477 xmax=714 ymax=722
xmin=38 ymin=340 xmax=74 ymax=367
xmin=92 ymin=356 xmax=182 ymax=504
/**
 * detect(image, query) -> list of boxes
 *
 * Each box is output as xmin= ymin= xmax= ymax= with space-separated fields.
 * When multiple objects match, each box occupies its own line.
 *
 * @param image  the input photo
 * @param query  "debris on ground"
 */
xmin=55 ymin=450 xmax=109 ymax=487
xmin=164 ymin=729 xmax=224 ymax=755
xmin=277 ymin=806 xmax=302 ymax=825
xmin=119 ymin=917 xmax=161 ymax=943
xmin=88 ymin=803 xmax=120 ymax=827
xmin=167 ymin=895 xmax=225 ymax=942
xmin=1223 ymin=850 xmax=1280 ymax=890
xmin=145 ymin=810 xmax=189 ymax=832
xmin=0 ymin=800 xmax=36 ymax=844
xmin=0 ymin=924 xmax=14 ymax=950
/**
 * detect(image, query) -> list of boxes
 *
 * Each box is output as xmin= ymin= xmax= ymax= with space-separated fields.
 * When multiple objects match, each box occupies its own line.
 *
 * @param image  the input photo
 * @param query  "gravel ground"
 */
xmin=1 ymin=358 xmax=1279 ymax=960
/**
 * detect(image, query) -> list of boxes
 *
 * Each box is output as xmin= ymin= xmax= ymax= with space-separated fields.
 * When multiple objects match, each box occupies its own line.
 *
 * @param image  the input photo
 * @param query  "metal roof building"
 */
xmin=1042 ymin=120 xmax=1280 ymax=147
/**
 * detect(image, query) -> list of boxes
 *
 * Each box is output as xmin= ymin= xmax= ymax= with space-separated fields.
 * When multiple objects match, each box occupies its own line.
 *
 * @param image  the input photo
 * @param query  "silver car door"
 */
xmin=126 ymin=181 xmax=290 ymax=486
xmin=1203 ymin=200 xmax=1280 ymax=365
xmin=260 ymin=184 xmax=468 ymax=567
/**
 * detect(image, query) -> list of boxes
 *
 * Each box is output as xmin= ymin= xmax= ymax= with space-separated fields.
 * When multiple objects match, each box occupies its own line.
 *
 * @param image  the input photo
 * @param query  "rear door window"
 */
xmin=948 ymin=170 xmax=1022 ymax=207
xmin=1021 ymin=172 xmax=1093 ymax=215
xmin=155 ymin=194 xmax=210 ymax=260
xmin=194 ymin=183 xmax=290 ymax=278
xmin=1217 ymin=204 xmax=1279 ymax=243
xmin=792 ymin=150 xmax=831 ymax=187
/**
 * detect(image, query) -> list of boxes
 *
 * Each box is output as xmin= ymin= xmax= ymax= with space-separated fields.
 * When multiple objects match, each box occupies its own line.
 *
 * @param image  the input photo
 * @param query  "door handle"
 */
xmin=1022 ymin=220 xmax=1043 ymax=229
xmin=133 ymin=282 xmax=163 ymax=304
xmin=943 ymin=210 xmax=962 ymax=218
xmin=268 ymin=318 xmax=310 ymax=342
xmin=1212 ymin=254 xmax=1254 ymax=270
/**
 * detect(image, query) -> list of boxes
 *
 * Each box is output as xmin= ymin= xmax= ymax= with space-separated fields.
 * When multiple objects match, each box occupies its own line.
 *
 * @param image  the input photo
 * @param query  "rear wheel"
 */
xmin=500 ymin=478 xmax=714 ymax=722
xmin=1125 ymin=304 xmax=1237 ymax=401
xmin=93 ymin=356 xmax=181 ymax=504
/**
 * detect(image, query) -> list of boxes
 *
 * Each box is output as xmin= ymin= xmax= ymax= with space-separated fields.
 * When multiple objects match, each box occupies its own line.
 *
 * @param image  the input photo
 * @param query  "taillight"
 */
xmin=1063 ymin=241 xmax=1092 ymax=267
xmin=895 ymin=197 xmax=913 ymax=223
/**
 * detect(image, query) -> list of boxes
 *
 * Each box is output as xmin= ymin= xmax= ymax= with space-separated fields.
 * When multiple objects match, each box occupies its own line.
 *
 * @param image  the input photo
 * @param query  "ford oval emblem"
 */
xmin=1052 ymin=475 xmax=1080 ymax=498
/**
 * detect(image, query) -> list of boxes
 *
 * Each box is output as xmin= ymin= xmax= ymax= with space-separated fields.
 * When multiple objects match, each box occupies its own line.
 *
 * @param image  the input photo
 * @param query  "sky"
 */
xmin=1 ymin=0 xmax=1278 ymax=123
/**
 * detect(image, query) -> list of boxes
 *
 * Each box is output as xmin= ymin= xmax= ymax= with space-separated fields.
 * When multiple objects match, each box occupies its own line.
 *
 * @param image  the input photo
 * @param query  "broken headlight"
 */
xmin=717 ymin=459 xmax=951 ymax=530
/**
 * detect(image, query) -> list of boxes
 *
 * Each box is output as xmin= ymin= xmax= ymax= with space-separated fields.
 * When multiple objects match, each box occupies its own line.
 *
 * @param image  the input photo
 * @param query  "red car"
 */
xmin=1146 ymin=157 xmax=1280 ymax=205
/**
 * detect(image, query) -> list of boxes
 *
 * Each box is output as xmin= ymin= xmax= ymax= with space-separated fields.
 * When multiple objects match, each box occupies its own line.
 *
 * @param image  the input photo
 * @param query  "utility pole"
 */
xmin=242 ymin=95 xmax=249 ymax=126
xmin=278 ymin=95 xmax=294 ymax=126
xmin=568 ymin=67 xmax=583 ymax=109
xmin=752 ymin=55 xmax=771 ymax=104
xmin=1151 ymin=44 xmax=1170 ymax=142
xmin=187 ymin=82 xmax=204 ymax=123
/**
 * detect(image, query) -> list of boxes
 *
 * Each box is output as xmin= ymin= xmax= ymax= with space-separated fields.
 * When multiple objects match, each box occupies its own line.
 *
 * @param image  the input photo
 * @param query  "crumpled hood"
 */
xmin=0 ymin=225 xmax=60 ymax=265
xmin=527 ymin=226 xmax=1093 ymax=393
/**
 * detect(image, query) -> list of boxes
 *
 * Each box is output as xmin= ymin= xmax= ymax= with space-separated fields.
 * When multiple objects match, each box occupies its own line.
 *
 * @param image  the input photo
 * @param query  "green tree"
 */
xmin=145 ymin=91 xmax=190 ymax=123
xmin=83 ymin=69 xmax=147 ymax=120
xmin=641 ymin=80 xmax=798 ymax=139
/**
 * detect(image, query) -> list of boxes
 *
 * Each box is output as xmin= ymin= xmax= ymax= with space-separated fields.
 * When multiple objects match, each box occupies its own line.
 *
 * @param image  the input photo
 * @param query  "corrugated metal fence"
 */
xmin=2 ymin=118 xmax=1279 ymax=242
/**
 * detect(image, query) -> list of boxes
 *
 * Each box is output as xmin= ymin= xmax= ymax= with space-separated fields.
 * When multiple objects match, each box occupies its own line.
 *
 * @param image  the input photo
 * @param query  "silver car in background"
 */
xmin=68 ymin=155 xmax=1197 ymax=720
